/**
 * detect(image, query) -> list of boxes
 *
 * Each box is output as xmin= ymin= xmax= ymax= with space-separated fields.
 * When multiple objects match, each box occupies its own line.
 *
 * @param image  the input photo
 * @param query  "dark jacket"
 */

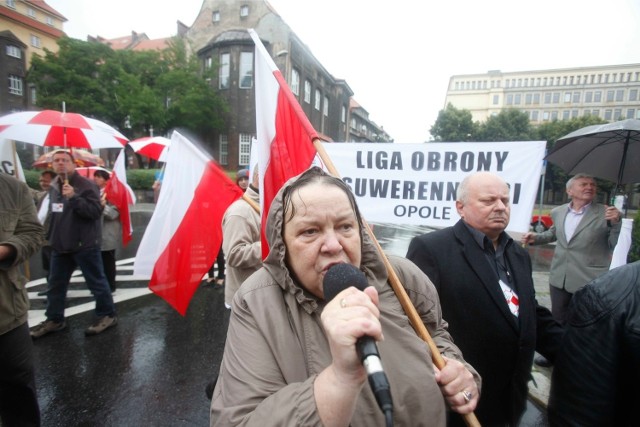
xmin=47 ymin=172 xmax=103 ymax=252
xmin=407 ymin=220 xmax=563 ymax=426
xmin=548 ymin=261 xmax=640 ymax=427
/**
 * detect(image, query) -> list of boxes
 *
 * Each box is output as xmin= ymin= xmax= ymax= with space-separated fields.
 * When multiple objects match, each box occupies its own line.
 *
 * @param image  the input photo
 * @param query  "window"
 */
xmin=572 ymin=109 xmax=578 ymax=118
xmin=219 ymin=53 xmax=230 ymax=89
xmin=615 ymin=90 xmax=624 ymax=102
xmin=552 ymin=92 xmax=560 ymax=103
xmin=314 ymin=89 xmax=321 ymax=110
xmin=212 ymin=11 xmax=220 ymax=22
xmin=341 ymin=105 xmax=346 ymax=123
xmin=514 ymin=94 xmax=521 ymax=105
xmin=290 ymin=69 xmax=300 ymax=95
xmin=350 ymin=118 xmax=356 ymax=129
xmin=562 ymin=111 xmax=570 ymax=120
xmin=239 ymin=52 xmax=253 ymax=89
xmin=629 ymin=89 xmax=638 ymax=101
xmin=531 ymin=111 xmax=539 ymax=121
xmin=573 ymin=92 xmax=580 ymax=103
xmin=239 ymin=134 xmax=252 ymax=165
xmin=543 ymin=111 xmax=550 ymax=121
xmin=604 ymin=109 xmax=612 ymax=120
xmin=492 ymin=94 xmax=499 ymax=105
xmin=46 ymin=16 xmax=53 ymax=26
xmin=304 ymin=80 xmax=311 ymax=103
xmin=544 ymin=93 xmax=551 ymax=104
xmin=240 ymin=5 xmax=249 ymax=17
xmin=551 ymin=111 xmax=558 ymax=121
xmin=564 ymin=92 xmax=571 ymax=102
xmin=592 ymin=109 xmax=600 ymax=118
xmin=6 ymin=0 xmax=15 ymax=8
xmin=614 ymin=109 xmax=622 ymax=120
xmin=606 ymin=90 xmax=615 ymax=102
xmin=533 ymin=93 xmax=540 ymax=104
xmin=204 ymin=56 xmax=212 ymax=69
xmin=30 ymin=35 xmax=41 ymax=48
xmin=627 ymin=109 xmax=635 ymax=119
xmin=525 ymin=94 xmax=532 ymax=105
xmin=30 ymin=86 xmax=37 ymax=104
xmin=27 ymin=7 xmax=35 ymax=17
xmin=506 ymin=94 xmax=513 ymax=105
xmin=8 ymin=75 xmax=23 ymax=95
xmin=594 ymin=91 xmax=602 ymax=102
xmin=323 ymin=96 xmax=329 ymax=117
xmin=6 ymin=45 xmax=21 ymax=58
xmin=219 ymin=135 xmax=228 ymax=165
xmin=585 ymin=91 xmax=593 ymax=103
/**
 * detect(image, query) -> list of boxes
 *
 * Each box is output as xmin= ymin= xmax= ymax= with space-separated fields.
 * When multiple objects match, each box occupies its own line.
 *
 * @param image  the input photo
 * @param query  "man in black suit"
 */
xmin=406 ymin=172 xmax=563 ymax=427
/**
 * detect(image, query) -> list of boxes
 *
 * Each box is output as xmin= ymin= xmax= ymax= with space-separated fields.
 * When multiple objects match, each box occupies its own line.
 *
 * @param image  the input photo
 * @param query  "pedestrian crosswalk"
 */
xmin=26 ymin=257 xmax=152 ymax=325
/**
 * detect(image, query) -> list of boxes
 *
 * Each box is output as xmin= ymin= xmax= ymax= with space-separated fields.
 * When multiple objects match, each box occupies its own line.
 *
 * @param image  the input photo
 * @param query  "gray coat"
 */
xmin=533 ymin=203 xmax=620 ymax=293
xmin=100 ymin=200 xmax=121 ymax=251
xmin=0 ymin=174 xmax=43 ymax=335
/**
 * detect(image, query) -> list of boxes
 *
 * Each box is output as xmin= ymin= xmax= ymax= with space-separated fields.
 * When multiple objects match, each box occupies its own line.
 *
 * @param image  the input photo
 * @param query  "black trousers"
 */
xmin=0 ymin=322 xmax=40 ymax=427
xmin=208 ymin=244 xmax=225 ymax=280
xmin=101 ymin=249 xmax=117 ymax=291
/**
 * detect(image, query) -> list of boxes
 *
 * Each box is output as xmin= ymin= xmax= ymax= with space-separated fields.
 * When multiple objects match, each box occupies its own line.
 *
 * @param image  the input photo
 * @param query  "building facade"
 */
xmin=444 ymin=64 xmax=640 ymax=124
xmin=0 ymin=0 xmax=65 ymax=115
xmin=186 ymin=0 xmax=391 ymax=170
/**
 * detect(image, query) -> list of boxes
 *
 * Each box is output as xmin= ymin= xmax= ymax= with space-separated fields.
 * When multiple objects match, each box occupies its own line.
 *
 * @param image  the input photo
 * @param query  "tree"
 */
xmin=429 ymin=103 xmax=477 ymax=141
xmin=475 ymin=109 xmax=536 ymax=142
xmin=28 ymin=36 xmax=228 ymax=141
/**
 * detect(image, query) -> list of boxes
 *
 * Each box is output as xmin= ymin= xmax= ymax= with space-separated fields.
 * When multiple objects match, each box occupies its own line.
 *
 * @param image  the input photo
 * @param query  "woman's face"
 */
xmin=283 ymin=182 xmax=361 ymax=298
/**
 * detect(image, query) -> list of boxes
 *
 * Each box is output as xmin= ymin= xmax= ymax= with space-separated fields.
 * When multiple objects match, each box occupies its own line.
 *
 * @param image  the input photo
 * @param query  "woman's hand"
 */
xmin=434 ymin=356 xmax=479 ymax=414
xmin=320 ymin=286 xmax=381 ymax=386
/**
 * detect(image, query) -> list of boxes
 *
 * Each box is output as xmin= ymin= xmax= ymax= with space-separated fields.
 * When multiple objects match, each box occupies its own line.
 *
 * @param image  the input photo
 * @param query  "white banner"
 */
xmin=0 ymin=140 xmax=26 ymax=181
xmin=321 ymin=141 xmax=546 ymax=233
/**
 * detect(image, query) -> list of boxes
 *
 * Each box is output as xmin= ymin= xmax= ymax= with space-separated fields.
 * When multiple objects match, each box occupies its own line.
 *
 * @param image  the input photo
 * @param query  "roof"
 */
xmin=0 ymin=4 xmax=64 ymax=38
xmin=25 ymin=0 xmax=66 ymax=21
xmin=132 ymin=37 xmax=171 ymax=51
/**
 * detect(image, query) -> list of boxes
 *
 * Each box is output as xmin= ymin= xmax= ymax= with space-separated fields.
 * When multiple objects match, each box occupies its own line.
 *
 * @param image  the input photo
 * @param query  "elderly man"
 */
xmin=0 ymin=173 xmax=44 ymax=426
xmin=30 ymin=150 xmax=117 ymax=338
xmin=407 ymin=171 xmax=563 ymax=427
xmin=521 ymin=173 xmax=621 ymax=366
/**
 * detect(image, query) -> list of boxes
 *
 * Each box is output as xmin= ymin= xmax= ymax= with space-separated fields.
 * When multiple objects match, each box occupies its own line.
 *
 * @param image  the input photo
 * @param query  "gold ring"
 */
xmin=340 ymin=298 xmax=347 ymax=308
xmin=461 ymin=390 xmax=472 ymax=402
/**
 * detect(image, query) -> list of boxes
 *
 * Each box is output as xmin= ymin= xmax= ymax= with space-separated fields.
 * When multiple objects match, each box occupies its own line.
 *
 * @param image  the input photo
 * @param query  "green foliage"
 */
xmin=430 ymin=103 xmax=477 ymax=142
xmin=28 ymin=36 xmax=229 ymax=139
xmin=630 ymin=206 xmax=640 ymax=263
xmin=475 ymin=109 xmax=536 ymax=142
xmin=23 ymin=169 xmax=40 ymax=189
xmin=126 ymin=168 xmax=158 ymax=190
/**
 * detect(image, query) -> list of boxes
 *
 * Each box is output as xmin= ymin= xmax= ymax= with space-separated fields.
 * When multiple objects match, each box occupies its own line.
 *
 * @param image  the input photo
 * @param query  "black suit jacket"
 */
xmin=407 ymin=220 xmax=563 ymax=426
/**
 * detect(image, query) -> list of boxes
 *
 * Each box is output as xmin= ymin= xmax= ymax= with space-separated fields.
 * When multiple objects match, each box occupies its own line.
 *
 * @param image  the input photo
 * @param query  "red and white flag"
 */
xmin=133 ymin=131 xmax=243 ymax=315
xmin=250 ymin=29 xmax=319 ymax=258
xmin=105 ymin=149 xmax=135 ymax=247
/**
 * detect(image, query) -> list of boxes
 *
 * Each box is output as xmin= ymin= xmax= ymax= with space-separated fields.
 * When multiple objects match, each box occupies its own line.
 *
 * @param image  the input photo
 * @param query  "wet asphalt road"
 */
xmin=26 ymin=212 xmax=549 ymax=426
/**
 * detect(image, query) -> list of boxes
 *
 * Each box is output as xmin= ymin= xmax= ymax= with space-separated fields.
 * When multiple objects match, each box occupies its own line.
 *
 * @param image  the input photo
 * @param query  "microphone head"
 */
xmin=323 ymin=263 xmax=368 ymax=301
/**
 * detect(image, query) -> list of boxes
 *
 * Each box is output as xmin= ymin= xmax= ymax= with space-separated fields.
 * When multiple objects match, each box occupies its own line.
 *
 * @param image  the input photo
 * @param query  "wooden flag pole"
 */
xmin=312 ymin=139 xmax=481 ymax=427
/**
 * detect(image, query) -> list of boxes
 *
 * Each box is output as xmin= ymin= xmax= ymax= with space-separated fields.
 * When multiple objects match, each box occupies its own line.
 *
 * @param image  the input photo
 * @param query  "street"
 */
xmin=24 ymin=209 xmax=551 ymax=426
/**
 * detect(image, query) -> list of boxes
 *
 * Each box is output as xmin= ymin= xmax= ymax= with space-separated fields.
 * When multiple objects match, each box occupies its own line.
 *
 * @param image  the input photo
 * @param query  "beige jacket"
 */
xmin=221 ymin=186 xmax=261 ymax=306
xmin=211 ymin=175 xmax=480 ymax=426
xmin=0 ymin=174 xmax=44 ymax=335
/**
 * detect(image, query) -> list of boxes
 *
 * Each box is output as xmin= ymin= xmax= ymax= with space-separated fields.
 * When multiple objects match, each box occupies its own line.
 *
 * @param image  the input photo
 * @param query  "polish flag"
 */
xmin=133 ymin=131 xmax=244 ymax=315
xmin=105 ymin=149 xmax=135 ymax=247
xmin=250 ymin=29 xmax=319 ymax=258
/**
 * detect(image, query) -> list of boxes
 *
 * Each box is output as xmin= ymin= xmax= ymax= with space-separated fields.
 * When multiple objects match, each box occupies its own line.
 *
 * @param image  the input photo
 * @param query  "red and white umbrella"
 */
xmin=0 ymin=110 xmax=128 ymax=149
xmin=76 ymin=166 xmax=111 ymax=179
xmin=128 ymin=136 xmax=171 ymax=162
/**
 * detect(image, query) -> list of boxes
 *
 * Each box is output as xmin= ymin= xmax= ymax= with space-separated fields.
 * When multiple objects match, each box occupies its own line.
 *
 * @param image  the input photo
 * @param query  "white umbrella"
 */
xmin=128 ymin=136 xmax=171 ymax=162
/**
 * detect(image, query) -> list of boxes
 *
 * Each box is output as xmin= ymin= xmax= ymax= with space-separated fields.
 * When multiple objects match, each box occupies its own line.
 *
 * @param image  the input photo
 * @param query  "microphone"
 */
xmin=323 ymin=263 xmax=393 ymax=425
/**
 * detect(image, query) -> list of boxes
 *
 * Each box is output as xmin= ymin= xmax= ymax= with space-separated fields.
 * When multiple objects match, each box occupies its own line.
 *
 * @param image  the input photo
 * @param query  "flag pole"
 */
xmin=313 ymin=139 xmax=480 ymax=427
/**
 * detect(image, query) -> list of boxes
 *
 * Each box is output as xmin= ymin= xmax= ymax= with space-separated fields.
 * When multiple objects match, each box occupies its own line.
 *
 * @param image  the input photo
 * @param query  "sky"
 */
xmin=45 ymin=0 xmax=640 ymax=143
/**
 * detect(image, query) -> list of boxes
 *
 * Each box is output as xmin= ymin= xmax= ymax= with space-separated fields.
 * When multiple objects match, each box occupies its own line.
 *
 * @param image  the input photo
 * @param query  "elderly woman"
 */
xmin=211 ymin=167 xmax=480 ymax=426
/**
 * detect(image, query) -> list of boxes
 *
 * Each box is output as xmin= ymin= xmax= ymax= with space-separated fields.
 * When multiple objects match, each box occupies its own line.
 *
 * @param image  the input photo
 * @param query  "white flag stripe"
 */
xmin=133 ymin=131 xmax=208 ymax=277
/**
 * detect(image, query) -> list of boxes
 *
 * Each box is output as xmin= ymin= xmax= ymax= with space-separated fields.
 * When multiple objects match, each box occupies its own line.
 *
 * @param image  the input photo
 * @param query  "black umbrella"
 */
xmin=545 ymin=119 xmax=640 ymax=189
